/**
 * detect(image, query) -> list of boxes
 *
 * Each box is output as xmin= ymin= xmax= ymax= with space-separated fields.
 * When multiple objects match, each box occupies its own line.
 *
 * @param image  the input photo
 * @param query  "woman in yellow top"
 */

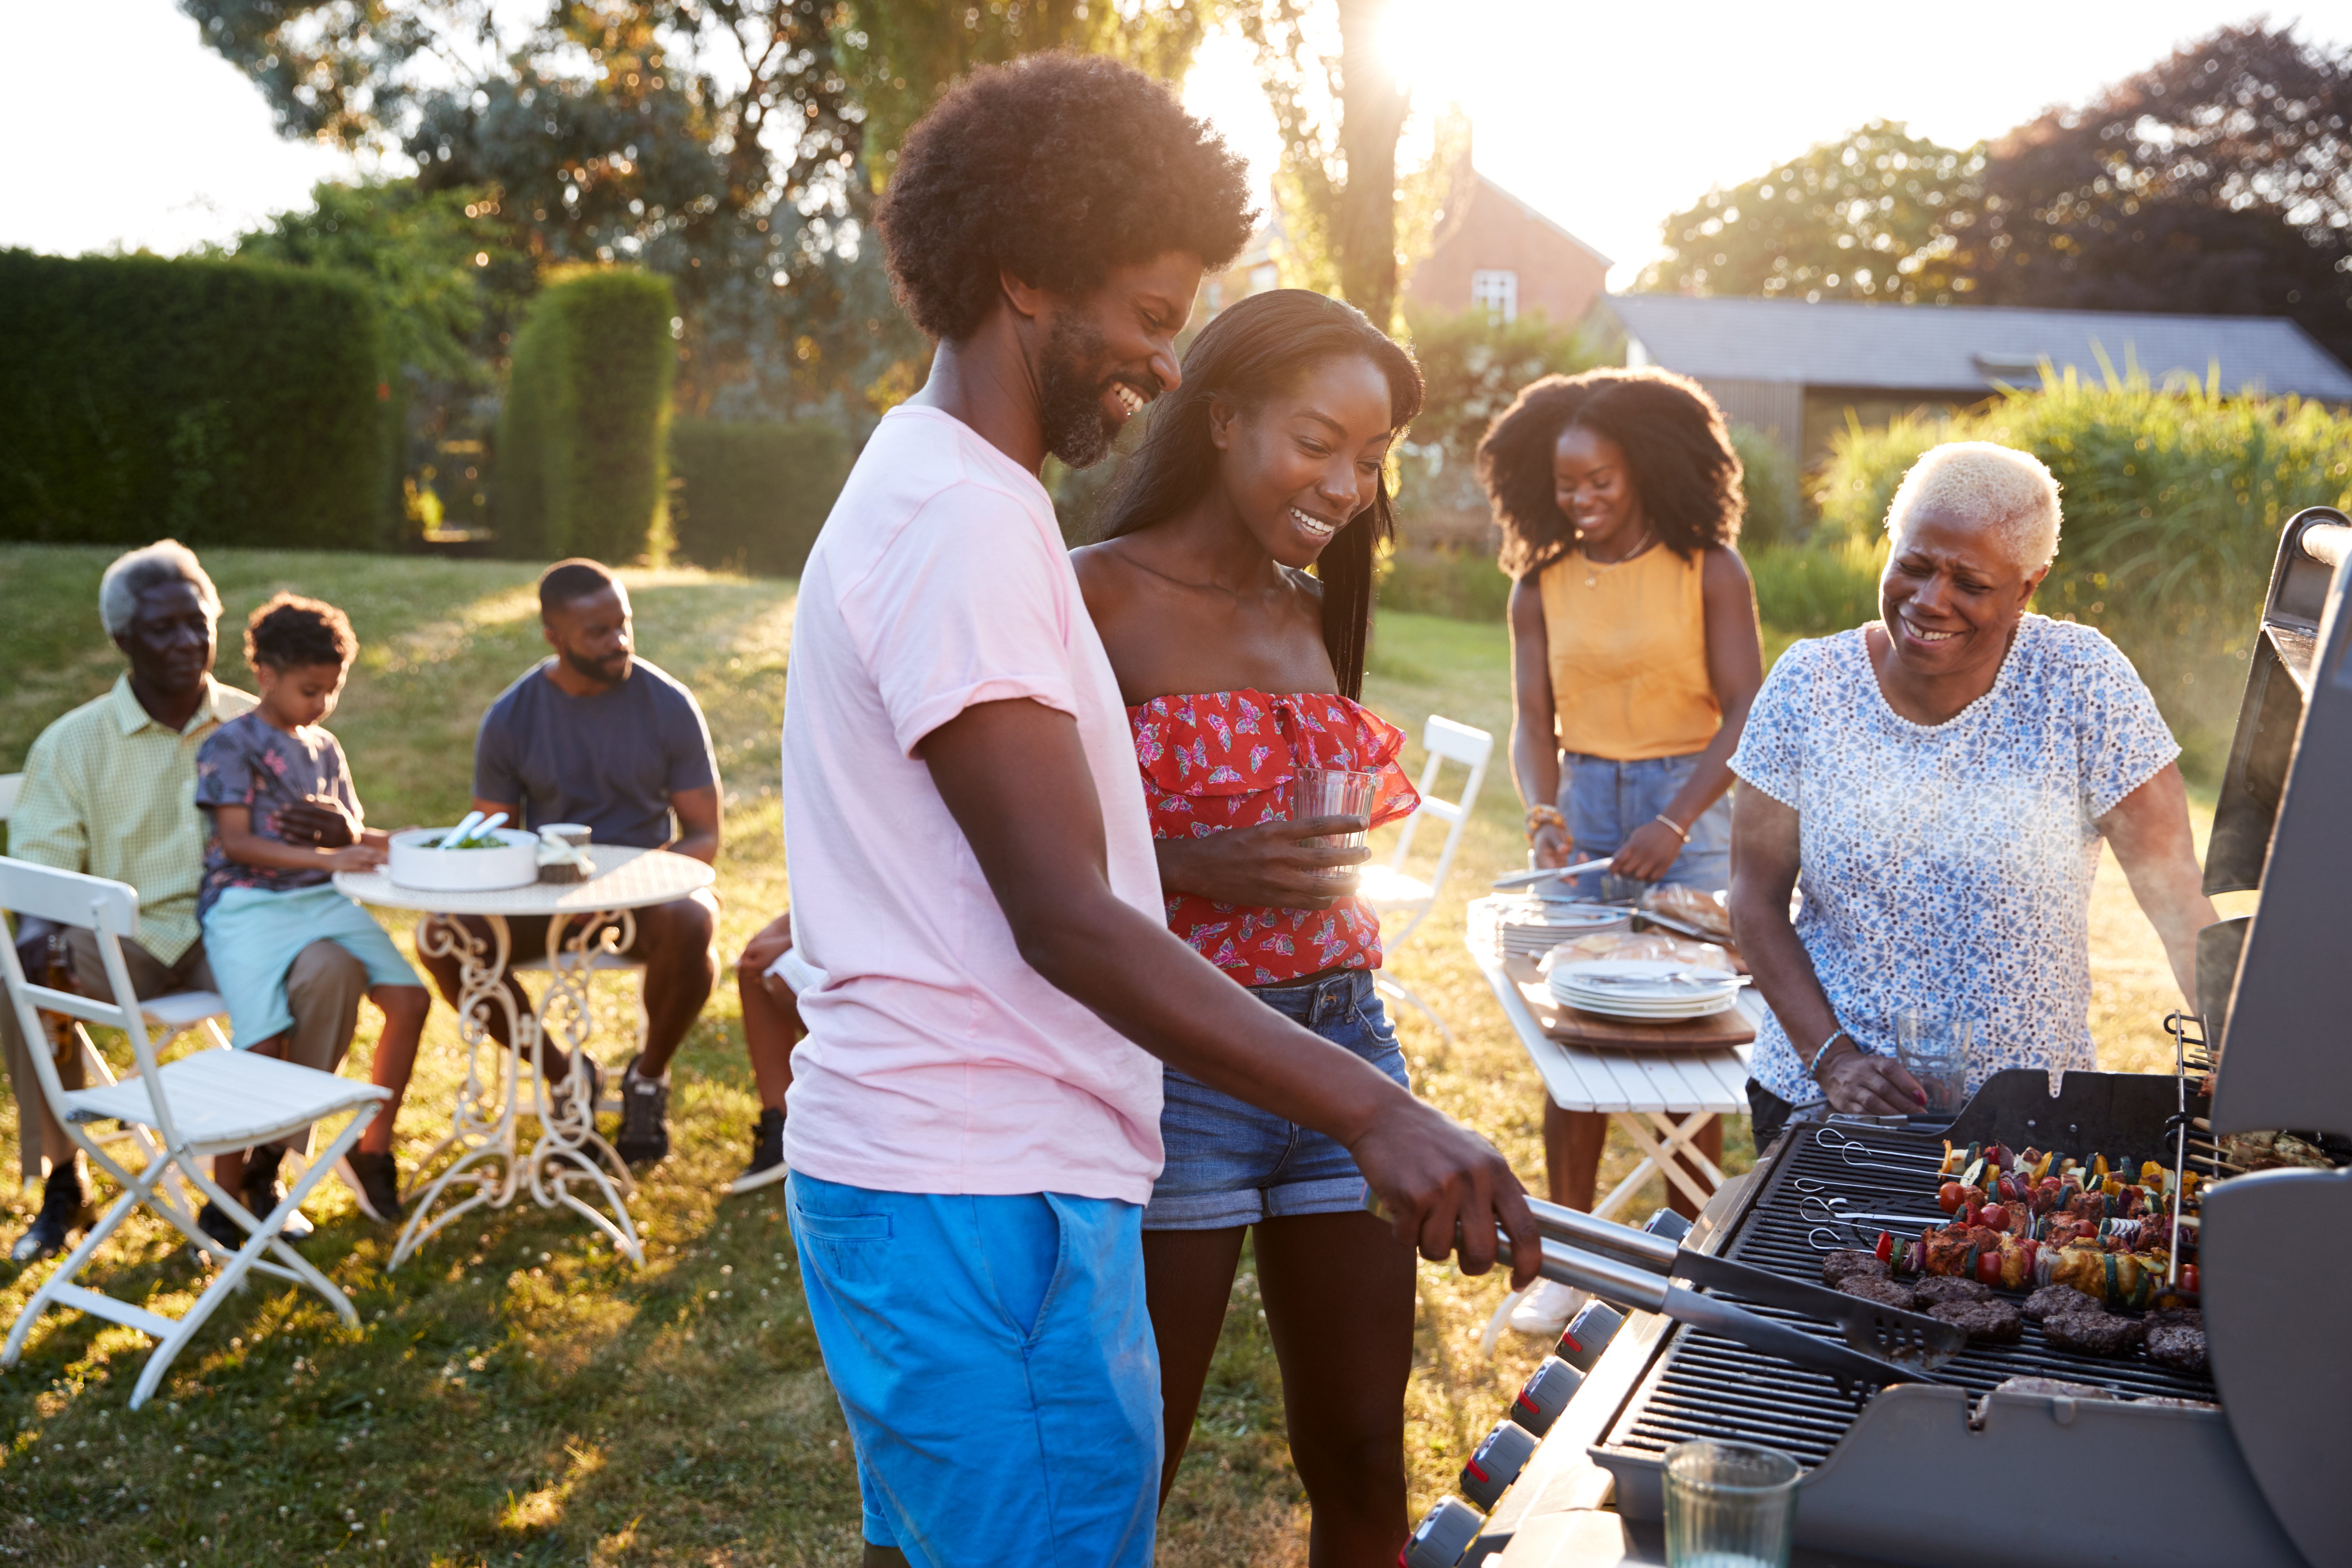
xmin=1478 ymin=366 xmax=1763 ymax=1330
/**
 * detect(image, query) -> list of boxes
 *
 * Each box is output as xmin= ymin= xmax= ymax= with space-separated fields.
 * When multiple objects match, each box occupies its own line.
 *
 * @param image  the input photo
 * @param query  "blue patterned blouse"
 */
xmin=1730 ymin=615 xmax=2180 ymax=1107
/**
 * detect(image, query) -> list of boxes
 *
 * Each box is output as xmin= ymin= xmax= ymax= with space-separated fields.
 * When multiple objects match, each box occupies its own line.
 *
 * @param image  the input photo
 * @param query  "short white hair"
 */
xmin=98 ymin=540 xmax=221 ymax=639
xmin=1884 ymin=442 xmax=2061 ymax=571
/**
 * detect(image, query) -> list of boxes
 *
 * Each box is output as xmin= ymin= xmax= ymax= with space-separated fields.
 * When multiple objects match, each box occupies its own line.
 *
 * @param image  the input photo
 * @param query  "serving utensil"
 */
xmin=1526 ymin=1195 xmax=1965 ymax=1373
xmin=1492 ymin=859 xmax=1612 ymax=889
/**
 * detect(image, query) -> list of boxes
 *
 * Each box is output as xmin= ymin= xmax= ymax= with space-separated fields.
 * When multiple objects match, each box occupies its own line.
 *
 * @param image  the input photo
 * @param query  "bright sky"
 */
xmin=7 ymin=0 xmax=2350 ymax=286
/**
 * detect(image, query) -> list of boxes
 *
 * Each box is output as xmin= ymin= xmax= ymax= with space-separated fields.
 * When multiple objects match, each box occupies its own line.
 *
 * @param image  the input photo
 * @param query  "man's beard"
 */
xmin=562 ymin=647 xmax=629 ymax=685
xmin=1037 ymin=313 xmax=1125 ymax=469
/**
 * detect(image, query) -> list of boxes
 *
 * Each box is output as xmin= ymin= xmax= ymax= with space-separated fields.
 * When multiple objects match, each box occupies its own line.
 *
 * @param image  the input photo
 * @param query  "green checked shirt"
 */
xmin=9 ymin=675 xmax=257 ymax=964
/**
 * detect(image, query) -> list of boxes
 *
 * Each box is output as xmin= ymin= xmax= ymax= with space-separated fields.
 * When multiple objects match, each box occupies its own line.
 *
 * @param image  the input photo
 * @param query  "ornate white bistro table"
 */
xmin=335 ymin=845 xmax=715 ymax=1268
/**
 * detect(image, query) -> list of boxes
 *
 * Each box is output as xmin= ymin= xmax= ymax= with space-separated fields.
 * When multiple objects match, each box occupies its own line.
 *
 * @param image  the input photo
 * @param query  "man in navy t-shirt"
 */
xmin=417 ymin=559 xmax=722 ymax=1168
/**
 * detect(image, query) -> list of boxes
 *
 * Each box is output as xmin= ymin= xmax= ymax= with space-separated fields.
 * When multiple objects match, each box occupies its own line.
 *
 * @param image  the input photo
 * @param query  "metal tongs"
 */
xmin=1374 ymin=1192 xmax=1954 ymax=1387
xmin=1526 ymin=1197 xmax=1965 ymax=1378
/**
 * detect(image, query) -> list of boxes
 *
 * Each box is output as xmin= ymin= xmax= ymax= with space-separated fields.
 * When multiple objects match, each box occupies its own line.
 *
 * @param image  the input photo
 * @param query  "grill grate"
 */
xmin=1601 ymin=1120 xmax=2218 ymax=1469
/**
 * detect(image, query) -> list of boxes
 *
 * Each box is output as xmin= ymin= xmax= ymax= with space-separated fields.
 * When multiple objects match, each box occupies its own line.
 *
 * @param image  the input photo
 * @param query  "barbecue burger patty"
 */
xmin=1913 ymin=1275 xmax=1993 ymax=1306
xmin=1927 ymin=1297 xmax=2022 ymax=1343
xmin=1836 ymin=1275 xmax=1917 ymax=1311
xmin=2146 ymin=1322 xmax=2210 ymax=1374
xmin=2043 ymin=1308 xmax=2148 ymax=1357
xmin=1821 ymin=1250 xmax=1889 ymax=1288
xmin=2023 ymin=1283 xmax=2101 ymax=1322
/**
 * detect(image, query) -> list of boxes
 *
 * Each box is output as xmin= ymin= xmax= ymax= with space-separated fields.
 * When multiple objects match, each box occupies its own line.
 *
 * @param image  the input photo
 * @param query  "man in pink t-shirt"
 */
xmin=778 ymin=56 xmax=1536 ymax=1568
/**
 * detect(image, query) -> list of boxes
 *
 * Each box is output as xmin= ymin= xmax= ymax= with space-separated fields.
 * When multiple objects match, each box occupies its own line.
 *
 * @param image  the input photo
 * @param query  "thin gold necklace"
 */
xmin=1580 ymin=531 xmax=1656 ymax=588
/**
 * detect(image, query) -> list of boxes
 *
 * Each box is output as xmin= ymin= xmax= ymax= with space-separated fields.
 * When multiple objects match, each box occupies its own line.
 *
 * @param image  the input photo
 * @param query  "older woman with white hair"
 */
xmin=1728 ymin=442 xmax=2218 ymax=1143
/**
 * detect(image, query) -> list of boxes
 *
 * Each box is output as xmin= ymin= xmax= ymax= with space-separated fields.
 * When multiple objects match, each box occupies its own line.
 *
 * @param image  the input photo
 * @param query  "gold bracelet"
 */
xmin=1524 ymin=804 xmax=1566 ymax=840
xmin=1652 ymin=812 xmax=1691 ymax=844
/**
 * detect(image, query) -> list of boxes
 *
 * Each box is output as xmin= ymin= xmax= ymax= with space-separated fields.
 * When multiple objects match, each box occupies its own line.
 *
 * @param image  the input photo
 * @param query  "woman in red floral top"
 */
xmin=1072 ymin=289 xmax=1432 ymax=1559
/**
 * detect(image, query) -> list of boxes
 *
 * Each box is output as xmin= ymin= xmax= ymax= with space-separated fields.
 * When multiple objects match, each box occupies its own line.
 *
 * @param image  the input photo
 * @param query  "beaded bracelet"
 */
xmin=1652 ymin=812 xmax=1691 ymax=844
xmin=1807 ymin=1029 xmax=1855 ymax=1079
xmin=1524 ymin=804 xmax=1566 ymax=840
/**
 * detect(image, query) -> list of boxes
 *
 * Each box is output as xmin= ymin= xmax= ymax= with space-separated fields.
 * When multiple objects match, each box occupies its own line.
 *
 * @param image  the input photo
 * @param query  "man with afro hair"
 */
xmin=777 ymin=52 xmax=1536 ymax=1568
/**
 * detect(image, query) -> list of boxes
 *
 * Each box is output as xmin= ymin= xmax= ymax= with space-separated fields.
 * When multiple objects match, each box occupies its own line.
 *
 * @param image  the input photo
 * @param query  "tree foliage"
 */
xmin=1239 ymin=0 xmax=1413 ymax=327
xmin=1963 ymin=22 xmax=2352 ymax=360
xmin=1638 ymin=122 xmax=1985 ymax=304
xmin=1637 ymin=24 xmax=2352 ymax=363
xmin=846 ymin=0 xmax=1207 ymax=183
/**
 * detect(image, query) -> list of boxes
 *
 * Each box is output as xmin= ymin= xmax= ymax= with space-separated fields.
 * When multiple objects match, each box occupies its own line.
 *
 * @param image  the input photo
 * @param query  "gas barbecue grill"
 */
xmin=1451 ymin=509 xmax=2352 ymax=1568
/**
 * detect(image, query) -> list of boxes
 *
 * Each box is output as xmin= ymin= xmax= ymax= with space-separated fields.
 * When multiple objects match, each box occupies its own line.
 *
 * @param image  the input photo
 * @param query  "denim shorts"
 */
xmin=788 ymin=1173 xmax=1160 ymax=1565
xmin=1142 ymin=967 xmax=1409 ymax=1231
xmin=1557 ymin=749 xmax=1732 ymax=896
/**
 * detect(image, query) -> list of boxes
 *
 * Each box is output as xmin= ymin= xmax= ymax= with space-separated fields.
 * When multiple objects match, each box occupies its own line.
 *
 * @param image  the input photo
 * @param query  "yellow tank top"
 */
xmin=1539 ymin=544 xmax=1719 ymax=761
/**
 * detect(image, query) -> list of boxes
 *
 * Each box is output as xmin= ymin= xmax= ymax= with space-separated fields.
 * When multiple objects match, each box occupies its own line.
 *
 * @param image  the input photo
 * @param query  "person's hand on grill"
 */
xmin=1354 ymin=1101 xmax=1542 ymax=1291
xmin=1815 ymin=1040 xmax=1927 ymax=1116
xmin=1155 ymin=815 xmax=1369 ymax=909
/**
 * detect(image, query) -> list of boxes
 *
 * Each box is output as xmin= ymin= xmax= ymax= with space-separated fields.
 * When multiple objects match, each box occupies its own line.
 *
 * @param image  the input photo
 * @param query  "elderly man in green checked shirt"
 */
xmin=3 ymin=541 xmax=369 ymax=1262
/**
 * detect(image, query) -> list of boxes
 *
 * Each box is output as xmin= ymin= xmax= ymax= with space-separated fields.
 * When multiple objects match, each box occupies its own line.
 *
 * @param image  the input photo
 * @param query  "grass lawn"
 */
xmin=0 ymin=544 xmax=2228 ymax=1565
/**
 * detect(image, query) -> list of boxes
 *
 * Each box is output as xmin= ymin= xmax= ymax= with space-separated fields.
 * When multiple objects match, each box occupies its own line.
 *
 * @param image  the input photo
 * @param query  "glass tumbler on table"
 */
xmin=1893 ymin=1012 xmax=1976 ymax=1117
xmin=1290 ymin=767 xmax=1377 ymax=882
xmin=1663 ymin=1440 xmax=1800 ymax=1567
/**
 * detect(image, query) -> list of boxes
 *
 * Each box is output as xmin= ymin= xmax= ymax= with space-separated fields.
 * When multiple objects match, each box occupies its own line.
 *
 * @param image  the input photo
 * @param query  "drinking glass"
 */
xmin=1290 ymin=768 xmax=1377 ymax=881
xmin=1894 ymin=1012 xmax=1976 ymax=1117
xmin=1663 ymin=1440 xmax=1800 ymax=1568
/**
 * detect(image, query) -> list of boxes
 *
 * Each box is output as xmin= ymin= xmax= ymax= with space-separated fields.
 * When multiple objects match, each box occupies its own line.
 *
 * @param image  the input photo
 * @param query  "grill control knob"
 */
xmin=1644 ymin=1207 xmax=1694 ymax=1243
xmin=1556 ymin=1298 xmax=1627 ymax=1374
xmin=1509 ymin=1354 xmax=1582 ymax=1437
xmin=1459 ymin=1417 xmax=1540 ymax=1511
xmin=1403 ymin=1495 xmax=1484 ymax=1567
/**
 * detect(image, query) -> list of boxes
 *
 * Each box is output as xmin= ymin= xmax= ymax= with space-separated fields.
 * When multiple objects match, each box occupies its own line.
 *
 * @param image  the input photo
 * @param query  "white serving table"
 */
xmin=1466 ymin=896 xmax=1755 ymax=1220
xmin=336 ymin=845 xmax=715 ymax=1267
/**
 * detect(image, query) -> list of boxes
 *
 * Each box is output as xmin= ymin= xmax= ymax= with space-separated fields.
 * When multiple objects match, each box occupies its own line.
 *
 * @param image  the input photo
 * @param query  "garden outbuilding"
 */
xmin=1603 ymin=293 xmax=2352 ymax=510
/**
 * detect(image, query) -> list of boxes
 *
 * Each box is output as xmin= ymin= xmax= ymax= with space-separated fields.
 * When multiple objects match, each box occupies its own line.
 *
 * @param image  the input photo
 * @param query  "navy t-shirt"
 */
xmin=473 ymin=657 xmax=718 ymax=848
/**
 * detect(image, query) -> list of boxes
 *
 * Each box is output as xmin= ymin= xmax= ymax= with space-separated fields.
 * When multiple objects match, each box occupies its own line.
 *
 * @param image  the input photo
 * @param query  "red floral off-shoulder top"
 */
xmin=1129 ymin=689 xmax=1420 ymax=986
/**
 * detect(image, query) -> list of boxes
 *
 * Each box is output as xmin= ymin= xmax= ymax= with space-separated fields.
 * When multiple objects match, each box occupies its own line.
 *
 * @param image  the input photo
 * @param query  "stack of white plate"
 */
xmin=1548 ymin=959 xmax=1744 ymax=1021
xmin=1489 ymin=898 xmax=1631 ymax=960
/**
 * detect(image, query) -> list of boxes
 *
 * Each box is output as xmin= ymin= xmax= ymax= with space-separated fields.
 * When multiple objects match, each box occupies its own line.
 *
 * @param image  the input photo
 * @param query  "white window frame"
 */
xmin=1471 ymin=268 xmax=1519 ymax=323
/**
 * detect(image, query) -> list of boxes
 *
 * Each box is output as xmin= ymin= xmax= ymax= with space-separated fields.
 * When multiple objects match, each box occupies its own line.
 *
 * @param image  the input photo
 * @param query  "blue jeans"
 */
xmin=1557 ymin=749 xmax=1731 ymax=895
xmin=788 ymin=1173 xmax=1160 ymax=1566
xmin=1142 ymin=968 xmax=1407 ymax=1230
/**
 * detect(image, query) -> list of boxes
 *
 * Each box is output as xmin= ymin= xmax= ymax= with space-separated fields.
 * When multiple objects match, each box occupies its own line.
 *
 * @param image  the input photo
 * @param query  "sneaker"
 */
xmin=240 ymin=1149 xmax=313 ymax=1241
xmin=340 ymin=1151 xmax=405 ymax=1223
xmin=1508 ymin=1278 xmax=1591 ymax=1338
xmin=614 ymin=1054 xmax=670 ymax=1167
xmin=727 ymin=1108 xmax=788 ymax=1196
xmin=196 ymin=1199 xmax=246 ymax=1253
xmin=10 ymin=1168 xmax=83 ymax=1264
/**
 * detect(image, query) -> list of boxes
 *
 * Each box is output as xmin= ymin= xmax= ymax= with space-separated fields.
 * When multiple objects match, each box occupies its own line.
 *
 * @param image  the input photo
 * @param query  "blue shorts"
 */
xmin=1557 ymin=749 xmax=1732 ymax=896
xmin=201 ymin=883 xmax=419 ymax=1048
xmin=1143 ymin=967 xmax=1408 ymax=1231
xmin=787 ymin=1173 xmax=1160 ymax=1567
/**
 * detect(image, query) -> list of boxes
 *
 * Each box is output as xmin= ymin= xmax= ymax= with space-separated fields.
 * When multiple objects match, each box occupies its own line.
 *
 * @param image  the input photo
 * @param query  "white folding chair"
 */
xmin=1354 ymin=716 xmax=1493 ymax=1046
xmin=0 ymin=857 xmax=386 ymax=1409
xmin=0 ymin=773 xmax=23 ymax=824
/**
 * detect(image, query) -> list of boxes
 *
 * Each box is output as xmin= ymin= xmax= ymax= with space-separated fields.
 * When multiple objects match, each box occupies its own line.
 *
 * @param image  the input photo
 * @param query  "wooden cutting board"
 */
xmin=1506 ymin=954 xmax=1756 ymax=1053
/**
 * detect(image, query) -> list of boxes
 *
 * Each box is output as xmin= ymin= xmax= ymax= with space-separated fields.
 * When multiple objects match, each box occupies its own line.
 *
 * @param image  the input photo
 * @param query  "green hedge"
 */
xmin=496 ymin=267 xmax=677 ymax=564
xmin=0 ymin=250 xmax=389 ymax=549
xmin=1813 ymin=373 xmax=2352 ymax=777
xmin=668 ymin=418 xmax=851 ymax=577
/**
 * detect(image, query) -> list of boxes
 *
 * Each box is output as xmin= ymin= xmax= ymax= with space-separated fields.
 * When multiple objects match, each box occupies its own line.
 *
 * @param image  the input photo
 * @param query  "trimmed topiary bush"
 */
xmin=0 ymin=250 xmax=390 ymax=549
xmin=668 ymin=418 xmax=851 ymax=577
xmin=495 ymin=267 xmax=677 ymax=564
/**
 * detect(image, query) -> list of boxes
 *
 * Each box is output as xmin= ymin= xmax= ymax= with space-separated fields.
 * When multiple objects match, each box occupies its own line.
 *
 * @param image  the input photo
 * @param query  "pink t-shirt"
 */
xmin=779 ymin=404 xmax=1167 ymax=1203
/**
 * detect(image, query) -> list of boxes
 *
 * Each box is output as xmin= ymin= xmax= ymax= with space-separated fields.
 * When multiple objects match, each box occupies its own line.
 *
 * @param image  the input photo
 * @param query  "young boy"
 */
xmin=194 ymin=594 xmax=428 ymax=1235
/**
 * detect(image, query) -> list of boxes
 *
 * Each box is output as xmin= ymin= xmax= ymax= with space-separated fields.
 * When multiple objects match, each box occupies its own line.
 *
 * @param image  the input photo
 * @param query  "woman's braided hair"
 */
xmin=1477 ymin=366 xmax=1744 ymax=578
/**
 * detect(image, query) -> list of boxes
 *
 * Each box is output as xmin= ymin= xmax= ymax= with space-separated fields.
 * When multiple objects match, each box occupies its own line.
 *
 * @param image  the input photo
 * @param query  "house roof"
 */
xmin=1473 ymin=173 xmax=1613 ymax=270
xmin=1605 ymin=293 xmax=2352 ymax=401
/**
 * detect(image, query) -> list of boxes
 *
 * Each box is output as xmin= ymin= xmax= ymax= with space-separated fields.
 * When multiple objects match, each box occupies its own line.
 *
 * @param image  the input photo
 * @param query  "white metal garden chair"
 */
xmin=1353 ymin=715 xmax=1493 ymax=1046
xmin=0 ymin=857 xmax=386 ymax=1409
